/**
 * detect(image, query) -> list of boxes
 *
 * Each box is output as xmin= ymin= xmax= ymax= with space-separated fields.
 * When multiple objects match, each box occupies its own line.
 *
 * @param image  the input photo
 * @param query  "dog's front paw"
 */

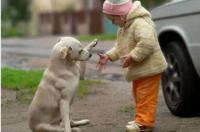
xmin=71 ymin=119 xmax=90 ymax=127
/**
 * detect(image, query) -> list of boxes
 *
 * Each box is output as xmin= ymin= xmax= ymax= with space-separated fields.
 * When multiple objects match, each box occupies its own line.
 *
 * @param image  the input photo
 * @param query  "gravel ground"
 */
xmin=2 ymin=37 xmax=200 ymax=132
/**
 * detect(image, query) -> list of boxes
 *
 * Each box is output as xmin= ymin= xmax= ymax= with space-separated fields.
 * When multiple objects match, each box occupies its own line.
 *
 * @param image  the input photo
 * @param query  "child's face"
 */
xmin=105 ymin=14 xmax=126 ymax=27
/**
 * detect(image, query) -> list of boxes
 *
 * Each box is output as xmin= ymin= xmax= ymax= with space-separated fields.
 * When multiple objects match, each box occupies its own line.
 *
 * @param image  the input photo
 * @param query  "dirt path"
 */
xmin=2 ymin=62 xmax=200 ymax=132
xmin=2 ymin=81 xmax=133 ymax=132
xmin=2 ymin=79 xmax=200 ymax=132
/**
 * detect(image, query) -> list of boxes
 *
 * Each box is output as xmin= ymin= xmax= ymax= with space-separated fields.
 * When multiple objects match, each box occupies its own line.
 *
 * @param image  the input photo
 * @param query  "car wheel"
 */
xmin=162 ymin=41 xmax=200 ymax=117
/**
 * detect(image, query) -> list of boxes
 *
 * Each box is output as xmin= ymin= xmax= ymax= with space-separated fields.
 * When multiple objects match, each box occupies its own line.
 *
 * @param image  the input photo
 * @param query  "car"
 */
xmin=151 ymin=0 xmax=200 ymax=117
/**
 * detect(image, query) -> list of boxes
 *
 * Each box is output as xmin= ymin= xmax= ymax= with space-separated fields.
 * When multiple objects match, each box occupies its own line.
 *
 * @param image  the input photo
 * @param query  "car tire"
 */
xmin=162 ymin=41 xmax=200 ymax=117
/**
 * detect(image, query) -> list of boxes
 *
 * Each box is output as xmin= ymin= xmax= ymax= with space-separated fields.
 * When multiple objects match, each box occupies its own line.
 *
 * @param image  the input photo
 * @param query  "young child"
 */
xmin=97 ymin=0 xmax=168 ymax=131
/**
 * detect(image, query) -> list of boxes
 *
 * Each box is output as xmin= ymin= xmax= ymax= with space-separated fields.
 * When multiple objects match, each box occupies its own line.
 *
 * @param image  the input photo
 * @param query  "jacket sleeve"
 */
xmin=106 ymin=42 xmax=119 ymax=61
xmin=129 ymin=19 xmax=156 ymax=62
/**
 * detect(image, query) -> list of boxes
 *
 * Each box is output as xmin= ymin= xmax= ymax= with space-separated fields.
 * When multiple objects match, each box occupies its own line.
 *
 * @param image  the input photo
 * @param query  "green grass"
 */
xmin=2 ymin=67 xmax=43 ymax=90
xmin=119 ymin=105 xmax=135 ymax=116
xmin=2 ymin=27 xmax=26 ymax=38
xmin=77 ymin=79 xmax=102 ymax=98
xmin=77 ymin=34 xmax=116 ymax=41
xmin=1 ymin=67 xmax=102 ymax=102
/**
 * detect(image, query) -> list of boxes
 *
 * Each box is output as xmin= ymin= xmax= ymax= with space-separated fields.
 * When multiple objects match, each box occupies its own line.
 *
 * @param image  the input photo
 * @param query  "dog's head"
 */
xmin=52 ymin=37 xmax=97 ymax=62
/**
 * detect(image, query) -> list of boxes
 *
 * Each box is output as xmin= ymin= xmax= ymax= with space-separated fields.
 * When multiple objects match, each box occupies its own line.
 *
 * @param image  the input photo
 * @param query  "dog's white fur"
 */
xmin=28 ymin=37 xmax=97 ymax=132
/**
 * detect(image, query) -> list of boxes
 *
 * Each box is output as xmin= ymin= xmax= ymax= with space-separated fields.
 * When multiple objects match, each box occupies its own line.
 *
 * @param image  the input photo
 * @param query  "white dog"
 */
xmin=28 ymin=37 xmax=98 ymax=132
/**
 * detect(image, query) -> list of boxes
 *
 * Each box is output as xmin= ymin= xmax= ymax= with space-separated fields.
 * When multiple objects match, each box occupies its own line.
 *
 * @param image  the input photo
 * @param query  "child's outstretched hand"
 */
xmin=120 ymin=55 xmax=134 ymax=68
xmin=96 ymin=53 xmax=109 ymax=71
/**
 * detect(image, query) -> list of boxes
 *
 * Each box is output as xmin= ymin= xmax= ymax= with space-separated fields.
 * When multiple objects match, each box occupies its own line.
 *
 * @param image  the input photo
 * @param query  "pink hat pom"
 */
xmin=103 ymin=0 xmax=132 ymax=15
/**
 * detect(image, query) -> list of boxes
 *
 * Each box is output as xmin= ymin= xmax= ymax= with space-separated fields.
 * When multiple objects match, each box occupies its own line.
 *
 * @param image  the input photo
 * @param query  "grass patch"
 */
xmin=77 ymin=79 xmax=102 ymax=98
xmin=77 ymin=34 xmax=116 ymax=41
xmin=2 ymin=27 xmax=25 ymax=38
xmin=2 ymin=67 xmax=43 ymax=90
xmin=2 ymin=67 xmax=102 ymax=102
xmin=119 ymin=105 xmax=135 ymax=116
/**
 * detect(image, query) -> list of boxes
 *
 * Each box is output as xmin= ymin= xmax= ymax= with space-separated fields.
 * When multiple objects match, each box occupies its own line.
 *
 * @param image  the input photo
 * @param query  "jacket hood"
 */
xmin=127 ymin=1 xmax=151 ymax=20
xmin=123 ymin=1 xmax=152 ymax=28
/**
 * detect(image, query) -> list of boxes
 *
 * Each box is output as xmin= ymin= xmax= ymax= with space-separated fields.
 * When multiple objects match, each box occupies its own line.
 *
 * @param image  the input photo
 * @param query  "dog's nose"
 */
xmin=89 ymin=53 xmax=92 ymax=58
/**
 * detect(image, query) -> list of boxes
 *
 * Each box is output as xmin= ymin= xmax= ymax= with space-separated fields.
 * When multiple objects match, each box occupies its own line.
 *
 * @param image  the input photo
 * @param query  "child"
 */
xmin=97 ymin=0 xmax=168 ymax=131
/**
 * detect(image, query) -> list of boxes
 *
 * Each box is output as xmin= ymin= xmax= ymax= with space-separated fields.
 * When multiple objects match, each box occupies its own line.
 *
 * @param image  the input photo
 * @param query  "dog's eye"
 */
xmin=79 ymin=50 xmax=83 ymax=54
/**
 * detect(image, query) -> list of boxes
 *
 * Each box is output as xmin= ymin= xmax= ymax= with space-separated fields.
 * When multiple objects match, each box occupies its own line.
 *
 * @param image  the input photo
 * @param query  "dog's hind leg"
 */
xmin=35 ymin=123 xmax=64 ymax=132
xmin=60 ymin=99 xmax=71 ymax=132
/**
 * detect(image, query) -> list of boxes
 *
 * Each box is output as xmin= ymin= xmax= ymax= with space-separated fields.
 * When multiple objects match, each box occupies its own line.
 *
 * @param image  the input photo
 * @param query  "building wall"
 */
xmin=33 ymin=0 xmax=104 ymax=35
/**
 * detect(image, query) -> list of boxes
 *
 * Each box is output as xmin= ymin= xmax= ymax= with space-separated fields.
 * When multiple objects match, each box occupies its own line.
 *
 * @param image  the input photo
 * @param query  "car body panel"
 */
xmin=151 ymin=0 xmax=200 ymax=76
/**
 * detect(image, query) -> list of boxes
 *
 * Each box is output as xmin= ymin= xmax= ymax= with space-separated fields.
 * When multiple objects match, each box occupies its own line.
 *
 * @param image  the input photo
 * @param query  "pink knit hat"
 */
xmin=103 ymin=0 xmax=132 ymax=15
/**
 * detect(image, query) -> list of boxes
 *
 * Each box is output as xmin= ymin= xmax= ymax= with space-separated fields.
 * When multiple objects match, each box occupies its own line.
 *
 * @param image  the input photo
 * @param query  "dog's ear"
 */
xmin=60 ymin=46 xmax=72 ymax=59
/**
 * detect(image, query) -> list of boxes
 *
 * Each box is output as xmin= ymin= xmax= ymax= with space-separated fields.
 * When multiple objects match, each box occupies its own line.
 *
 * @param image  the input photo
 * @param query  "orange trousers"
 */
xmin=132 ymin=74 xmax=161 ymax=127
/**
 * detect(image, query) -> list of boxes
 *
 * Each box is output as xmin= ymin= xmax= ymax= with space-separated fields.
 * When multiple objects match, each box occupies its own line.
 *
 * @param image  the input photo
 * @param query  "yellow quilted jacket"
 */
xmin=106 ymin=1 xmax=168 ymax=81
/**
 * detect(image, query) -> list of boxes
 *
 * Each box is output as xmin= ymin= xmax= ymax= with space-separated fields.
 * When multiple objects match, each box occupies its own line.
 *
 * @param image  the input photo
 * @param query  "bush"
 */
xmin=2 ymin=0 xmax=30 ymax=37
xmin=2 ymin=0 xmax=30 ymax=24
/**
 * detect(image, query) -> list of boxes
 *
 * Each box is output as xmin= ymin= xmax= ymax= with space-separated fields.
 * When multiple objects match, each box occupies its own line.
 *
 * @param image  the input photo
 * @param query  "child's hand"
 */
xmin=120 ymin=55 xmax=134 ymax=68
xmin=96 ymin=53 xmax=109 ymax=71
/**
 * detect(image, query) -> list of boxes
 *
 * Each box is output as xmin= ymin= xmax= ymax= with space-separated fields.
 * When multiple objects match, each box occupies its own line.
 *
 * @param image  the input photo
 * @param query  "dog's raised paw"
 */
xmin=92 ymin=39 xmax=98 ymax=47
